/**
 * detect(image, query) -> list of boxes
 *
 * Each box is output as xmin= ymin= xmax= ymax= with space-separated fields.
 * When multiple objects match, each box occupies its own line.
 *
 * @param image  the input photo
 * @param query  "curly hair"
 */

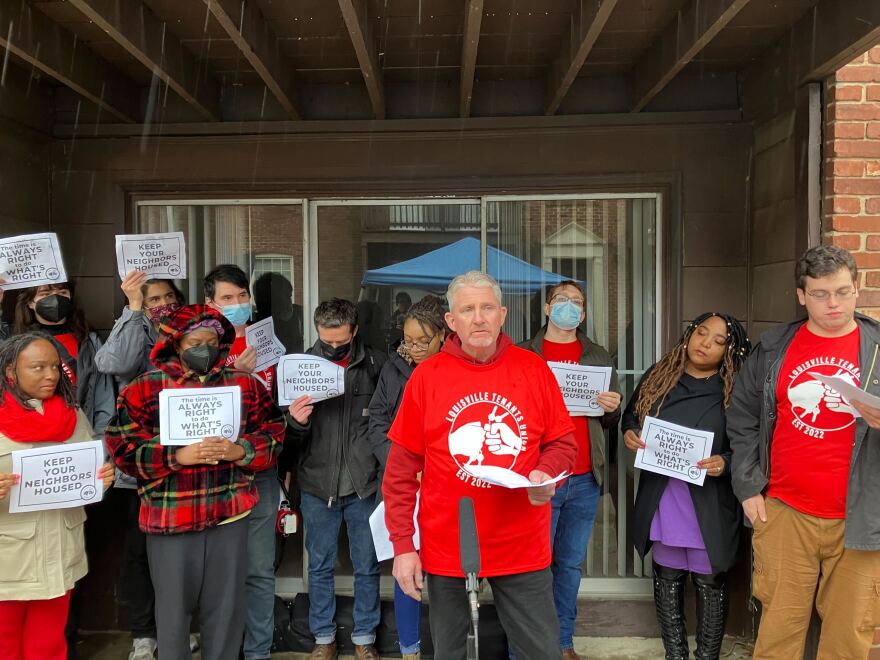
xmin=634 ymin=312 xmax=751 ymax=423
xmin=0 ymin=332 xmax=77 ymax=410
xmin=404 ymin=295 xmax=447 ymax=337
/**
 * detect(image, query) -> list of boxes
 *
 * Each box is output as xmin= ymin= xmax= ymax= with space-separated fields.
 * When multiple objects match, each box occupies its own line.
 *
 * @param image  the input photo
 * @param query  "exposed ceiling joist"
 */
xmin=338 ymin=0 xmax=385 ymax=119
xmin=629 ymin=0 xmax=752 ymax=113
xmin=0 ymin=0 xmax=139 ymax=122
xmin=459 ymin=0 xmax=484 ymax=118
xmin=67 ymin=0 xmax=222 ymax=122
xmin=204 ymin=0 xmax=300 ymax=120
xmin=545 ymin=0 xmax=620 ymax=116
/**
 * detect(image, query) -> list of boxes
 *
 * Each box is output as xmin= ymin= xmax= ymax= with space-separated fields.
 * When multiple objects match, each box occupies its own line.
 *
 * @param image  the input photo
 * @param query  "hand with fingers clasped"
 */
xmin=696 ymin=455 xmax=726 ymax=477
xmin=175 ymin=436 xmax=245 ymax=466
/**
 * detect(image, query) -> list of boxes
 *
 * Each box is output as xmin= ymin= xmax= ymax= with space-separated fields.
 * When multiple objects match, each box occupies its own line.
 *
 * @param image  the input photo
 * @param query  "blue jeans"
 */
xmin=394 ymin=580 xmax=421 ymax=654
xmin=244 ymin=470 xmax=280 ymax=660
xmin=300 ymin=492 xmax=381 ymax=646
xmin=550 ymin=472 xmax=601 ymax=650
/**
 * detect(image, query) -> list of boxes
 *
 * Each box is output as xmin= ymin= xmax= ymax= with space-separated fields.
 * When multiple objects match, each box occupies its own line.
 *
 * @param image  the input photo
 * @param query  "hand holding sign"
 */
xmin=633 ymin=416 xmax=714 ymax=486
xmin=288 ymin=394 xmax=314 ymax=425
xmin=0 ymin=472 xmax=20 ymax=500
xmin=120 ymin=270 xmax=147 ymax=310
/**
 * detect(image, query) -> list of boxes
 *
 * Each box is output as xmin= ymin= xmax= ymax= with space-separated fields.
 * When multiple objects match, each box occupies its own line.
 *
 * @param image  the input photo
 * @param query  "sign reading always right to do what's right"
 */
xmin=159 ymin=386 xmax=242 ymax=446
xmin=0 ymin=232 xmax=67 ymax=291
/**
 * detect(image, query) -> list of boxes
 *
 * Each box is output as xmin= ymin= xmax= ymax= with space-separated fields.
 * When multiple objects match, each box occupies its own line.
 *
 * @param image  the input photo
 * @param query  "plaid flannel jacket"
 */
xmin=105 ymin=305 xmax=285 ymax=534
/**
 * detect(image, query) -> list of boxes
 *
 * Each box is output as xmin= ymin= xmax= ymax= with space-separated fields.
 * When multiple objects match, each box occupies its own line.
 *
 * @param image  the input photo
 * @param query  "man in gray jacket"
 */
xmin=728 ymin=245 xmax=880 ymax=658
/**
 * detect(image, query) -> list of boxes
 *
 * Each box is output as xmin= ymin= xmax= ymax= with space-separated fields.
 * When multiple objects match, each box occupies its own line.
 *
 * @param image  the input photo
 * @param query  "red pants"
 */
xmin=0 ymin=591 xmax=72 ymax=660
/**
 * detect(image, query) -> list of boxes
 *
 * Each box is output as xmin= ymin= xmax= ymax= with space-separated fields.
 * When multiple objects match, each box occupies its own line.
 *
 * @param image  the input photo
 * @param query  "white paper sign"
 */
xmin=277 ymin=354 xmax=345 ymax=405
xmin=245 ymin=317 xmax=285 ymax=372
xmin=634 ymin=416 xmax=714 ymax=486
xmin=464 ymin=465 xmax=569 ymax=489
xmin=8 ymin=440 xmax=104 ymax=513
xmin=115 ymin=232 xmax=186 ymax=279
xmin=810 ymin=372 xmax=880 ymax=418
xmin=0 ymin=232 xmax=67 ymax=291
xmin=369 ymin=496 xmax=421 ymax=562
xmin=549 ymin=362 xmax=613 ymax=416
xmin=159 ymin=386 xmax=242 ymax=446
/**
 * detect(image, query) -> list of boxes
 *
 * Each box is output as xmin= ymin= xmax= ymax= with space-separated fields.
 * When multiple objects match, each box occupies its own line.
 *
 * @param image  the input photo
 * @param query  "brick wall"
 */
xmin=824 ymin=45 xmax=880 ymax=318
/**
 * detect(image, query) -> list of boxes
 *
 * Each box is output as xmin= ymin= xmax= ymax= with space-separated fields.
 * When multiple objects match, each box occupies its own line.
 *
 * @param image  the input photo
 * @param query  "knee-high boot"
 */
xmin=693 ymin=571 xmax=728 ymax=660
xmin=652 ymin=562 xmax=689 ymax=660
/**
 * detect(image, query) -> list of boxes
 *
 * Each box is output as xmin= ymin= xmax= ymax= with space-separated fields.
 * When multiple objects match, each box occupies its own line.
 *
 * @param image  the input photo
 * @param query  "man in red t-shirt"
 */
xmin=203 ymin=264 xmax=278 ymax=660
xmin=729 ymin=245 xmax=880 ymax=658
xmin=519 ymin=280 xmax=621 ymax=660
xmin=383 ymin=271 xmax=577 ymax=660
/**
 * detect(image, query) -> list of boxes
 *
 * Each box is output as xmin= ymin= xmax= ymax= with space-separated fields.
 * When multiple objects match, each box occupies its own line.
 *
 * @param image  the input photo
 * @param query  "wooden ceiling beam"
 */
xmin=338 ymin=0 xmax=385 ymax=119
xmin=67 ymin=0 xmax=222 ymax=121
xmin=545 ymin=0 xmax=620 ymax=116
xmin=204 ymin=0 xmax=300 ymax=120
xmin=0 ymin=0 xmax=139 ymax=122
xmin=628 ymin=0 xmax=752 ymax=113
xmin=459 ymin=0 xmax=484 ymax=118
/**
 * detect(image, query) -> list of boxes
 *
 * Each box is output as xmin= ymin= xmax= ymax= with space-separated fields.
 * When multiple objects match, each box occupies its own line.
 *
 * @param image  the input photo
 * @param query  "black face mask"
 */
xmin=319 ymin=340 xmax=351 ymax=362
xmin=34 ymin=294 xmax=74 ymax=324
xmin=181 ymin=344 xmax=221 ymax=375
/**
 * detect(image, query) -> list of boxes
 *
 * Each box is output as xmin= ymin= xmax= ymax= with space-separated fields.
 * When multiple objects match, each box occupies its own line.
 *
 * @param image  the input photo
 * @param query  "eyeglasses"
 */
xmin=551 ymin=294 xmax=585 ymax=309
xmin=805 ymin=287 xmax=856 ymax=301
xmin=402 ymin=336 xmax=436 ymax=351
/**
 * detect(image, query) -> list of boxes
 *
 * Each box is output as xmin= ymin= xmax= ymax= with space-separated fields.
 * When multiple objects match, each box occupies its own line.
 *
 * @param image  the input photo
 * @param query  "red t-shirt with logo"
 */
xmin=768 ymin=324 xmax=860 ymax=518
xmin=55 ymin=333 xmax=79 ymax=385
xmin=388 ymin=344 xmax=575 ymax=577
xmin=542 ymin=339 xmax=592 ymax=475
xmin=227 ymin=335 xmax=275 ymax=394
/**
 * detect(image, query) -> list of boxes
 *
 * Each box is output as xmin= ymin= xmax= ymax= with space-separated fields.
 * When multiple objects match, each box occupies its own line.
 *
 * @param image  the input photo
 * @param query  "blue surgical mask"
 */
xmin=549 ymin=301 xmax=582 ymax=331
xmin=221 ymin=302 xmax=251 ymax=327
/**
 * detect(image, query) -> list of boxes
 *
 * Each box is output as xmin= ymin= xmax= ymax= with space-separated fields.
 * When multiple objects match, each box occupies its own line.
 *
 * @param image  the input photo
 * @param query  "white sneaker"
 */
xmin=128 ymin=637 xmax=158 ymax=660
xmin=189 ymin=634 xmax=200 ymax=652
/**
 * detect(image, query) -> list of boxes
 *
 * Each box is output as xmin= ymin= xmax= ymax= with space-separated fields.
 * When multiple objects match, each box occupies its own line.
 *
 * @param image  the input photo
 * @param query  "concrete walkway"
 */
xmin=75 ymin=632 xmax=754 ymax=659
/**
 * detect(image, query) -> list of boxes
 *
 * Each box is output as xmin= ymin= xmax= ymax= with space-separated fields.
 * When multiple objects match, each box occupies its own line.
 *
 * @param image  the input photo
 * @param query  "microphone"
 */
xmin=459 ymin=496 xmax=481 ymax=660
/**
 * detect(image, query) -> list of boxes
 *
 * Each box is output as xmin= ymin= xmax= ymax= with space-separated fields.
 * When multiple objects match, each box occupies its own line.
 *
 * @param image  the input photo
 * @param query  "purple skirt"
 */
xmin=649 ymin=478 xmax=712 ymax=574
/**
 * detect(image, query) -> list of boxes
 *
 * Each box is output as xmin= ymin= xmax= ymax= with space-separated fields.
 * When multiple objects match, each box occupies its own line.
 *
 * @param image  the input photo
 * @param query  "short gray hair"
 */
xmin=446 ymin=271 xmax=503 ymax=309
xmin=795 ymin=245 xmax=857 ymax=289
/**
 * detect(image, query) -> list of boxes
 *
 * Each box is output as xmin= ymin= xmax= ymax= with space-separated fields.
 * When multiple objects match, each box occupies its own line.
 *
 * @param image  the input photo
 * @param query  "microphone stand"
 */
xmin=465 ymin=568 xmax=480 ymax=660
xmin=459 ymin=496 xmax=481 ymax=660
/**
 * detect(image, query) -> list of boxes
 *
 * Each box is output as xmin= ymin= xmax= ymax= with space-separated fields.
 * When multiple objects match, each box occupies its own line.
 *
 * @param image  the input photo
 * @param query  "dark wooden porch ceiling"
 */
xmin=2 ymin=0 xmax=879 ymax=125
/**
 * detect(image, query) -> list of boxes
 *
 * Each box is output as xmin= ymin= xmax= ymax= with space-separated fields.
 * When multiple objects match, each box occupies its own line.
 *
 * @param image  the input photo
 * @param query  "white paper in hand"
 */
xmin=810 ymin=372 xmax=880 ymax=418
xmin=634 ymin=416 xmax=713 ymax=486
xmin=159 ymin=386 xmax=242 ymax=446
xmin=464 ymin=465 xmax=569 ymax=489
xmin=0 ymin=232 xmax=67 ymax=291
xmin=548 ymin=362 xmax=612 ymax=416
xmin=369 ymin=496 xmax=421 ymax=562
xmin=277 ymin=354 xmax=345 ymax=405
xmin=115 ymin=232 xmax=186 ymax=279
xmin=8 ymin=440 xmax=104 ymax=513
xmin=245 ymin=317 xmax=285 ymax=371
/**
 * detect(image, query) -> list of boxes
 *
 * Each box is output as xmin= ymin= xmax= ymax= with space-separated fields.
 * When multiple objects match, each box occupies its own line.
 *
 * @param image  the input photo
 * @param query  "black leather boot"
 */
xmin=652 ymin=562 xmax=689 ymax=660
xmin=693 ymin=571 xmax=728 ymax=659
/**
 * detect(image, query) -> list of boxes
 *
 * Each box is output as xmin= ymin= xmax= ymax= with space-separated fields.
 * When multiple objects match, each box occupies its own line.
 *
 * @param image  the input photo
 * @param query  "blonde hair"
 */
xmin=446 ymin=271 xmax=503 ymax=310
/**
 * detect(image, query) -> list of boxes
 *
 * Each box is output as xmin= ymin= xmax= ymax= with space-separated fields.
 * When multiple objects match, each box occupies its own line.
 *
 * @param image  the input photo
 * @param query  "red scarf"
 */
xmin=0 ymin=391 xmax=78 ymax=443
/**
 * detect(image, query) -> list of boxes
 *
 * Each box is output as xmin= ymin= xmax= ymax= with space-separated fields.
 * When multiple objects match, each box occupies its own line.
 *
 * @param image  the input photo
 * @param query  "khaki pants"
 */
xmin=752 ymin=497 xmax=880 ymax=659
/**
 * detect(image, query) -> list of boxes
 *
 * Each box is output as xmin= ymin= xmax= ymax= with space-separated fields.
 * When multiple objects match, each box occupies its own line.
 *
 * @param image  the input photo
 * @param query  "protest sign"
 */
xmin=159 ymin=386 xmax=242 ymax=446
xmin=245 ymin=317 xmax=285 ymax=372
xmin=548 ymin=362 xmax=613 ymax=416
xmin=115 ymin=232 xmax=186 ymax=279
xmin=8 ymin=440 xmax=104 ymax=513
xmin=0 ymin=232 xmax=67 ymax=291
xmin=277 ymin=354 xmax=345 ymax=405
xmin=634 ymin=416 xmax=714 ymax=486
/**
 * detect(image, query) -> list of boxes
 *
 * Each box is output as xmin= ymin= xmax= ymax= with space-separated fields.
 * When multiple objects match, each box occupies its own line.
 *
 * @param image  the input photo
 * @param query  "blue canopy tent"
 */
xmin=361 ymin=237 xmax=568 ymax=294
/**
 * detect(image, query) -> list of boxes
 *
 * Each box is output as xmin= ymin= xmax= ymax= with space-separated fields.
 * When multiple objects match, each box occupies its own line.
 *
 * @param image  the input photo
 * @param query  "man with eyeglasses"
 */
xmin=728 ymin=245 xmax=880 ymax=658
xmin=519 ymin=280 xmax=621 ymax=660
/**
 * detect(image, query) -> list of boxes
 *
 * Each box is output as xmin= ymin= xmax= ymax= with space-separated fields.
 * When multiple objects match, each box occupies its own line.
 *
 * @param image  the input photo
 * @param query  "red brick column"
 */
xmin=824 ymin=45 xmax=880 ymax=318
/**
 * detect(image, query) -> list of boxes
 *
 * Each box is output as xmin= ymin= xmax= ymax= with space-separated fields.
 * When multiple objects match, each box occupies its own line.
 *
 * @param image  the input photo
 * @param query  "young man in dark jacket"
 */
xmin=287 ymin=298 xmax=386 ymax=660
xmin=728 ymin=245 xmax=880 ymax=658
xmin=519 ymin=280 xmax=621 ymax=660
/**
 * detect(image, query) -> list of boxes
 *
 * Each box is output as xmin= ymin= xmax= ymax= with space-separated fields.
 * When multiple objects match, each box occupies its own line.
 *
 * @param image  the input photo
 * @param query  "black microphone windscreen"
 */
xmin=458 ymin=496 xmax=481 ymax=575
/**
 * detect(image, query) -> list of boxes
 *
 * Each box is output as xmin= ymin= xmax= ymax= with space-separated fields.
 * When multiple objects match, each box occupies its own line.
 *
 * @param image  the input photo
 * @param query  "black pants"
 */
xmin=427 ymin=568 xmax=561 ymax=660
xmin=147 ymin=518 xmax=249 ymax=660
xmin=122 ymin=489 xmax=157 ymax=638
